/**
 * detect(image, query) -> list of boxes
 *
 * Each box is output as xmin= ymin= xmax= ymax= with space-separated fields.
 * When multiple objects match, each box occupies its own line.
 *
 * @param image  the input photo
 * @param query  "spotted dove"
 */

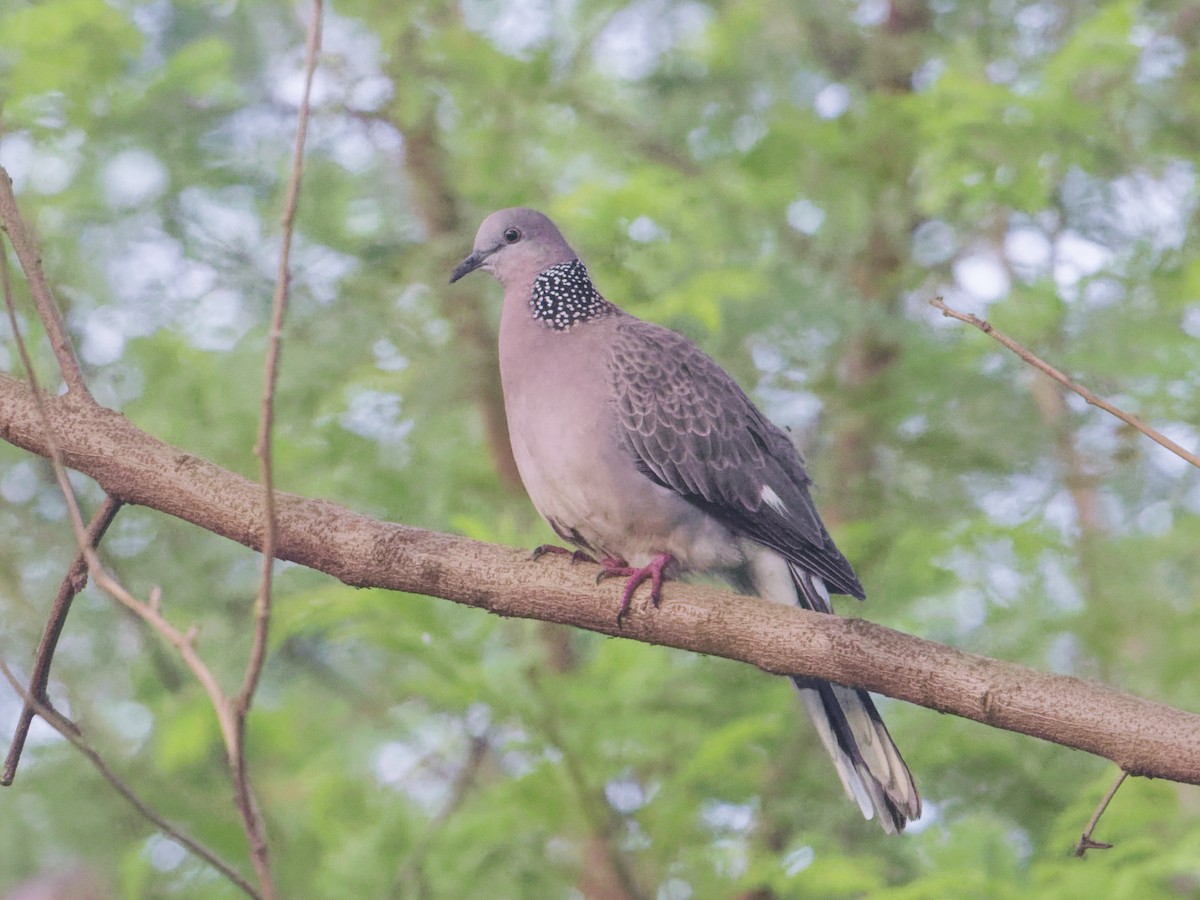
xmin=451 ymin=207 xmax=920 ymax=832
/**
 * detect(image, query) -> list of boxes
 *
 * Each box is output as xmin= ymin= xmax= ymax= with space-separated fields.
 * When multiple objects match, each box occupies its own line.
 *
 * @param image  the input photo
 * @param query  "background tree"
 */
xmin=2 ymin=0 xmax=1200 ymax=897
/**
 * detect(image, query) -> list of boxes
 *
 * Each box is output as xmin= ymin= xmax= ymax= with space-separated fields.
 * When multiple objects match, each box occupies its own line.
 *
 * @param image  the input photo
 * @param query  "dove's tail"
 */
xmin=742 ymin=542 xmax=920 ymax=833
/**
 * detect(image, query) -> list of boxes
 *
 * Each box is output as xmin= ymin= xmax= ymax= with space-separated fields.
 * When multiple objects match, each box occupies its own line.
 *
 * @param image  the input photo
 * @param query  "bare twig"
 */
xmin=119 ymin=583 xmax=242 ymax=757
xmin=0 ymin=167 xmax=90 ymax=397
xmin=7 ymin=222 xmax=236 ymax=743
xmin=5 ymin=251 xmax=236 ymax=763
xmin=930 ymin=297 xmax=1200 ymax=470
xmin=2 ymin=9 xmax=328 ymax=893
xmin=1 ymin=230 xmax=95 ymax=556
xmin=2 ymin=495 xmax=123 ymax=786
xmin=4 ymin=203 xmax=254 ymax=898
xmin=1074 ymin=770 xmax=1128 ymax=857
xmin=228 ymin=4 xmax=323 ymax=895
xmin=3 ymin=192 xmax=232 ymax=739
xmin=0 ymin=659 xmax=260 ymax=899
xmin=242 ymin=0 xmax=323 ymax=716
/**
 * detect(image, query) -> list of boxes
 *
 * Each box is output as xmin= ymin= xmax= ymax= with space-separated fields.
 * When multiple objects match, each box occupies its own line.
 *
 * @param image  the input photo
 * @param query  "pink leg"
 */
xmin=596 ymin=552 xmax=676 ymax=624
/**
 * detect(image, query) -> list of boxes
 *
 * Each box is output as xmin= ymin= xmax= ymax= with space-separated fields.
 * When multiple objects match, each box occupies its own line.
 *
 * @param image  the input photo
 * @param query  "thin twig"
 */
xmin=0 ymin=659 xmax=260 ymax=899
xmin=232 ymin=4 xmax=324 ymax=895
xmin=239 ymin=0 xmax=322 ymax=725
xmin=1 ymin=231 xmax=94 ymax=556
xmin=930 ymin=297 xmax=1200 ymax=470
xmin=112 ymin=581 xmax=242 ymax=758
xmin=1074 ymin=770 xmax=1128 ymax=857
xmin=0 ymin=167 xmax=90 ymax=397
xmin=2 ymin=495 xmax=123 ymax=786
xmin=3 ymin=181 xmax=253 ymax=897
xmin=4 ymin=205 xmax=223 ymax=728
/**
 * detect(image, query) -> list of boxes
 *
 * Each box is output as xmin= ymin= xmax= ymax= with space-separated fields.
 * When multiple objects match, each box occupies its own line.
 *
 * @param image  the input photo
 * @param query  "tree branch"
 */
xmin=2 ymin=372 xmax=1200 ymax=784
xmin=1075 ymin=770 xmax=1127 ymax=857
xmin=230 ymin=5 xmax=322 ymax=895
xmin=2 ymin=495 xmax=123 ymax=786
xmin=930 ymin=296 xmax=1200 ymax=470
xmin=0 ymin=659 xmax=261 ymax=899
xmin=3 ymin=162 xmax=277 ymax=899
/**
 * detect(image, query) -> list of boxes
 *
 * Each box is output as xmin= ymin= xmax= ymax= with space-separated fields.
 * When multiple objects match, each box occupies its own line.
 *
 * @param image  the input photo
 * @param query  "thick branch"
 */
xmin=3 ymin=372 xmax=1200 ymax=783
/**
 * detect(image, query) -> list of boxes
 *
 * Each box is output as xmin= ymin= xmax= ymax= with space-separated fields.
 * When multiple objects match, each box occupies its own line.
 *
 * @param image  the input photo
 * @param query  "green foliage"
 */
xmin=0 ymin=0 xmax=142 ymax=126
xmin=3 ymin=0 xmax=1200 ymax=896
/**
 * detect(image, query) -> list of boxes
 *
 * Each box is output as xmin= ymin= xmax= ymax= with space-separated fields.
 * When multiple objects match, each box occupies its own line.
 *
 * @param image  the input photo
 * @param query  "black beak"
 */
xmin=449 ymin=250 xmax=488 ymax=284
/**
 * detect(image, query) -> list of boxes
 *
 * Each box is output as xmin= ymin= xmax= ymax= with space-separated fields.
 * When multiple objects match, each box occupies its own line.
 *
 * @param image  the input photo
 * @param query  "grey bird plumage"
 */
xmin=451 ymin=207 xmax=920 ymax=833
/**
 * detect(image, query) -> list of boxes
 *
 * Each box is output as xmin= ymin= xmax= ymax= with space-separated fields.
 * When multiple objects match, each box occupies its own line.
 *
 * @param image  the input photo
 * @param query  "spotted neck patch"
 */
xmin=529 ymin=260 xmax=616 ymax=331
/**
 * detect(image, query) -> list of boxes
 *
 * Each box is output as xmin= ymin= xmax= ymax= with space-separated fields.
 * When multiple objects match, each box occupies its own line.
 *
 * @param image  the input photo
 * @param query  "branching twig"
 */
xmin=2 ymin=495 xmax=123 ymax=786
xmin=6 ymin=238 xmax=238 ymax=789
xmin=241 ymin=0 xmax=323 ymax=716
xmin=2 ymin=141 xmax=257 ymax=900
xmin=230 ymin=4 xmax=323 ymax=895
xmin=0 ymin=167 xmax=90 ymax=397
xmin=1074 ymin=770 xmax=1128 ymax=857
xmin=2 ymin=167 xmax=240 ymax=756
xmin=2 ymin=8 xmax=328 ymax=892
xmin=930 ymin=297 xmax=1200 ymax=470
xmin=0 ymin=659 xmax=260 ymax=899
xmin=1 ymin=228 xmax=96 ymax=558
